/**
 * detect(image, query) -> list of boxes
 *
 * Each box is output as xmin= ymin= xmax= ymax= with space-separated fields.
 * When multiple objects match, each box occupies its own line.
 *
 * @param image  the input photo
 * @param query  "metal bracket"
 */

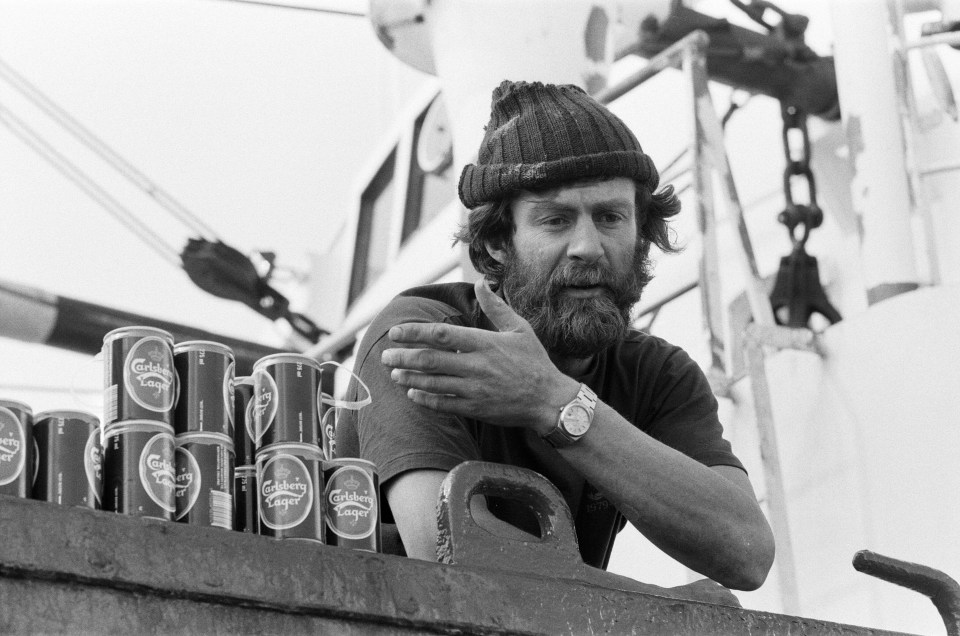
xmin=854 ymin=549 xmax=960 ymax=636
xmin=435 ymin=461 xmax=743 ymax=608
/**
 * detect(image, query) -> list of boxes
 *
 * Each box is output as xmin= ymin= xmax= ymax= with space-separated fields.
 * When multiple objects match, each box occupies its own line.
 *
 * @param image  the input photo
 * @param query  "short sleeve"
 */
xmin=335 ymin=295 xmax=482 ymax=521
xmin=644 ymin=347 xmax=745 ymax=472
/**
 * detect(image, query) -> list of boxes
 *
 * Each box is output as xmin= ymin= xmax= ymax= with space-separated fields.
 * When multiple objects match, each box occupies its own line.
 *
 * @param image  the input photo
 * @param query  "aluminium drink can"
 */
xmin=102 ymin=326 xmax=176 ymax=426
xmin=251 ymin=354 xmax=321 ymax=448
xmin=173 ymin=340 xmax=235 ymax=436
xmin=32 ymin=410 xmax=102 ymax=508
xmin=233 ymin=377 xmax=259 ymax=533
xmin=175 ymin=431 xmax=234 ymax=529
xmin=322 ymin=458 xmax=381 ymax=552
xmin=103 ymin=420 xmax=176 ymax=520
xmin=232 ymin=376 xmax=256 ymax=466
xmin=256 ymin=441 xmax=324 ymax=543
xmin=0 ymin=399 xmax=33 ymax=498
xmin=234 ymin=464 xmax=259 ymax=533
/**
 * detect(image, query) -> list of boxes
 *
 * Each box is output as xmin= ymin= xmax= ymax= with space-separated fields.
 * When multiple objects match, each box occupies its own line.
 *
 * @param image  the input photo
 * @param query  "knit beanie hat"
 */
xmin=458 ymin=80 xmax=660 ymax=209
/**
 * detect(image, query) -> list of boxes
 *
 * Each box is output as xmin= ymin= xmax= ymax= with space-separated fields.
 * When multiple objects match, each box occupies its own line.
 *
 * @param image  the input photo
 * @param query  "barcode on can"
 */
xmin=104 ymin=385 xmax=118 ymax=424
xmin=209 ymin=489 xmax=233 ymax=529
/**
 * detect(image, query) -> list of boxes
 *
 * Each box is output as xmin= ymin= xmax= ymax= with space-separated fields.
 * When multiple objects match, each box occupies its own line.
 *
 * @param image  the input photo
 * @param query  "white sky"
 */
xmin=0 ymin=0 xmax=432 ymax=410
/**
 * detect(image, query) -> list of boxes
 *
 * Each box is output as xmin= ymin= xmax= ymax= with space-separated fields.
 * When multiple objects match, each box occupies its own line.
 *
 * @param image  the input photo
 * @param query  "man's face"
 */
xmin=487 ymin=177 xmax=649 ymax=358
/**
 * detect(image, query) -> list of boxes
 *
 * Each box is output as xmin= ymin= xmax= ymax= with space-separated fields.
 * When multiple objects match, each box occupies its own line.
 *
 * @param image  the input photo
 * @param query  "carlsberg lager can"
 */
xmin=173 ymin=341 xmax=235 ymax=436
xmin=322 ymin=458 xmax=380 ymax=552
xmin=103 ymin=420 xmax=176 ymax=520
xmin=0 ymin=399 xmax=33 ymax=498
xmin=102 ymin=327 xmax=176 ymax=426
xmin=256 ymin=442 xmax=324 ymax=543
xmin=175 ymin=431 xmax=234 ymax=529
xmin=32 ymin=410 xmax=102 ymax=508
xmin=250 ymin=354 xmax=322 ymax=448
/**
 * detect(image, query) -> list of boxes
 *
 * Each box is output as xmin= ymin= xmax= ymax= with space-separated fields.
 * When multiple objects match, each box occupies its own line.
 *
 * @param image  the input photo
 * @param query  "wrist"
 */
xmin=541 ymin=382 xmax=598 ymax=448
xmin=534 ymin=376 xmax=581 ymax=437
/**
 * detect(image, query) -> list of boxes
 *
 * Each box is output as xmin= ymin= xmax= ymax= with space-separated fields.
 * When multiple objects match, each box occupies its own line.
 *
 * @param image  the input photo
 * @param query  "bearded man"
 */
xmin=335 ymin=80 xmax=774 ymax=591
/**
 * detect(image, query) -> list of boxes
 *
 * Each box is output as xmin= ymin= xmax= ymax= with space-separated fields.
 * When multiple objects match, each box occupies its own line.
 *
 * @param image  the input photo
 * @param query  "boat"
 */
xmin=1 ymin=0 xmax=959 ymax=633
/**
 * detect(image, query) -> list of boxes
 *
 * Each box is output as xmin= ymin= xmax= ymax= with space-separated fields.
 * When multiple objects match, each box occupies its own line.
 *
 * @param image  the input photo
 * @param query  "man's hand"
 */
xmin=380 ymin=278 xmax=579 ymax=434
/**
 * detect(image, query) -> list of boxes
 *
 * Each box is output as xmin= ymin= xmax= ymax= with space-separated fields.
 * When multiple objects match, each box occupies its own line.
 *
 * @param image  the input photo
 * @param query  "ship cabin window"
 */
xmin=348 ymin=147 xmax=396 ymax=307
xmin=401 ymin=99 xmax=454 ymax=244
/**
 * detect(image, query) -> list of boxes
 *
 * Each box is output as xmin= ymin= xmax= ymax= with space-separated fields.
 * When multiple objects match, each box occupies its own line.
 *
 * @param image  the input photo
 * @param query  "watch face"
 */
xmin=563 ymin=405 xmax=591 ymax=436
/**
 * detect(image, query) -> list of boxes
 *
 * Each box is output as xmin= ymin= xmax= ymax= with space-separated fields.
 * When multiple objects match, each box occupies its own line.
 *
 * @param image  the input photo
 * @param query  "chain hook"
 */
xmin=770 ymin=102 xmax=842 ymax=328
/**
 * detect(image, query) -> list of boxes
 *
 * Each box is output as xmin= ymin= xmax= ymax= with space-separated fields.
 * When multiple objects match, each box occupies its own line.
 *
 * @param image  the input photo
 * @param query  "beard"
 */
xmin=499 ymin=243 xmax=652 ymax=358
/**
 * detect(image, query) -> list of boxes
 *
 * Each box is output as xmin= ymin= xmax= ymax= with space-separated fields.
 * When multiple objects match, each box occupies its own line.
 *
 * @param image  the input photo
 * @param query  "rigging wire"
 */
xmin=0 ymin=56 xmax=220 ymax=242
xmin=726 ymin=0 xmax=775 ymax=32
xmin=203 ymin=0 xmax=366 ymax=16
xmin=0 ymin=100 xmax=182 ymax=268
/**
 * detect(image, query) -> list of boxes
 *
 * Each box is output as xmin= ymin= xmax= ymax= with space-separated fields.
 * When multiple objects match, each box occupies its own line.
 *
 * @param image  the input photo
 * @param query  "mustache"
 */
xmin=548 ymin=263 xmax=629 ymax=300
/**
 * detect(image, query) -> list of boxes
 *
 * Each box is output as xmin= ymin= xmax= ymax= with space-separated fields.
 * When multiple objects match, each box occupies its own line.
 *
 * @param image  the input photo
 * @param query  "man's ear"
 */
xmin=484 ymin=239 xmax=507 ymax=265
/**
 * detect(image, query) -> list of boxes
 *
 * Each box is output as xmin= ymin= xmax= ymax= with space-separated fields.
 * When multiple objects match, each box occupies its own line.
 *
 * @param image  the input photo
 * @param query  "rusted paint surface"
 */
xmin=0 ymin=577 xmax=409 ymax=636
xmin=0 ymin=491 xmax=913 ymax=635
xmin=437 ymin=461 xmax=745 ymax=608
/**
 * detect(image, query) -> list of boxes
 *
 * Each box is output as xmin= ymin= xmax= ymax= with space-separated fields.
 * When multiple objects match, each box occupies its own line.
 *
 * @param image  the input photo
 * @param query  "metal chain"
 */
xmin=778 ymin=103 xmax=823 ymax=248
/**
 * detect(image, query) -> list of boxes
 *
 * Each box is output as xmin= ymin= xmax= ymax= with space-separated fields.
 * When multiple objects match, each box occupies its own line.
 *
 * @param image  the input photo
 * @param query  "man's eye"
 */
xmin=598 ymin=213 xmax=625 ymax=224
xmin=541 ymin=216 xmax=569 ymax=226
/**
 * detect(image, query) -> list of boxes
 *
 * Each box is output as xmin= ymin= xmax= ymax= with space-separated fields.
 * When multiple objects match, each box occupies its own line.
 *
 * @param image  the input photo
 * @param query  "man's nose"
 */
xmin=567 ymin=219 xmax=604 ymax=263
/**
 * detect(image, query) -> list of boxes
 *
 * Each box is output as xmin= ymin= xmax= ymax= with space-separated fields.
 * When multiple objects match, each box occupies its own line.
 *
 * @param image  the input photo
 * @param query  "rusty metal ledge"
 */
xmin=0 ymin=496 xmax=910 ymax=635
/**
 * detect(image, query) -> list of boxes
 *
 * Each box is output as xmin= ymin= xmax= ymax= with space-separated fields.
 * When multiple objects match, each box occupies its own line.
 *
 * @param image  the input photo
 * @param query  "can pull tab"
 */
xmin=317 ymin=361 xmax=371 ymax=460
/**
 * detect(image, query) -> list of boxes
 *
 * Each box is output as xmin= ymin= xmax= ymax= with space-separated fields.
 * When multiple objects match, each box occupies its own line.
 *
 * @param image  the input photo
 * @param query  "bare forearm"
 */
xmin=558 ymin=402 xmax=775 ymax=589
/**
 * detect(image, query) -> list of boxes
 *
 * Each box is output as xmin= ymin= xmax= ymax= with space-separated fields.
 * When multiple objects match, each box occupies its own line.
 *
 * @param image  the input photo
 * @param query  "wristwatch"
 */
xmin=541 ymin=383 xmax=597 ymax=448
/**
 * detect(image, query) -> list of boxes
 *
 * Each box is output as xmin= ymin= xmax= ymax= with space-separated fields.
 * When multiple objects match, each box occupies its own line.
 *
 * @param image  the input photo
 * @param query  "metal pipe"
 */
xmin=831 ymin=0 xmax=920 ymax=304
xmin=595 ymin=30 xmax=709 ymax=105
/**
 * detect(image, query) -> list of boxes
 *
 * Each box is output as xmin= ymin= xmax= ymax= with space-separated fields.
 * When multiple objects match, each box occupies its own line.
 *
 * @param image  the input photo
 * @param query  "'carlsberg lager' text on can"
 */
xmin=103 ymin=420 xmax=176 ymax=520
xmin=102 ymin=327 xmax=176 ymax=426
xmin=0 ymin=399 xmax=33 ymax=498
xmin=322 ymin=458 xmax=381 ymax=552
xmin=250 ymin=354 xmax=321 ymax=449
xmin=175 ymin=431 xmax=234 ymax=529
xmin=256 ymin=442 xmax=324 ymax=543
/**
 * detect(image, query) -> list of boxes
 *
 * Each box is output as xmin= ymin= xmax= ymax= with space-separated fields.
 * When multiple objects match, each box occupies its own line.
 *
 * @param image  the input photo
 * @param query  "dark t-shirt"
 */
xmin=336 ymin=282 xmax=744 ymax=569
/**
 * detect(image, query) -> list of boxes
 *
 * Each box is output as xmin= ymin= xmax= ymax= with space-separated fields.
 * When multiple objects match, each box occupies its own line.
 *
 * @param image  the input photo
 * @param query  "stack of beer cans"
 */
xmin=0 ymin=400 xmax=103 ymax=508
xmin=232 ymin=376 xmax=258 ymax=533
xmin=101 ymin=326 xmax=178 ymax=520
xmin=247 ymin=353 xmax=381 ymax=551
xmin=172 ymin=340 xmax=236 ymax=529
xmin=3 ymin=325 xmax=380 ymax=554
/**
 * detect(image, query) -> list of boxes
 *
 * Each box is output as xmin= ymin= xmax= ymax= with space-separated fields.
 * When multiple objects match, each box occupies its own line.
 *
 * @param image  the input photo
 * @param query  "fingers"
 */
xmin=381 ymin=347 xmax=469 ymax=376
xmin=474 ymin=278 xmax=528 ymax=333
xmin=388 ymin=321 xmax=482 ymax=352
xmin=389 ymin=367 xmax=469 ymax=396
xmin=404 ymin=388 xmax=473 ymax=416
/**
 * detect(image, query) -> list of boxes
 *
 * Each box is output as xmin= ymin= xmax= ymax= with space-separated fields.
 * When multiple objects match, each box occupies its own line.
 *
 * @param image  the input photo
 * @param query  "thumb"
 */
xmin=475 ymin=278 xmax=529 ymax=333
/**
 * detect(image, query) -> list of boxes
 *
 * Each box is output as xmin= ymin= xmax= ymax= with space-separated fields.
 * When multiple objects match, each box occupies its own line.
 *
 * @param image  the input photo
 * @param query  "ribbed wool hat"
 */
xmin=458 ymin=80 xmax=660 ymax=209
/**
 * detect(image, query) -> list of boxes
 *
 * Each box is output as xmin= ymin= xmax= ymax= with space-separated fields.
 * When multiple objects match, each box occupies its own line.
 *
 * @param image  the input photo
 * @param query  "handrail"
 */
xmin=595 ymin=31 xmax=710 ymax=105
